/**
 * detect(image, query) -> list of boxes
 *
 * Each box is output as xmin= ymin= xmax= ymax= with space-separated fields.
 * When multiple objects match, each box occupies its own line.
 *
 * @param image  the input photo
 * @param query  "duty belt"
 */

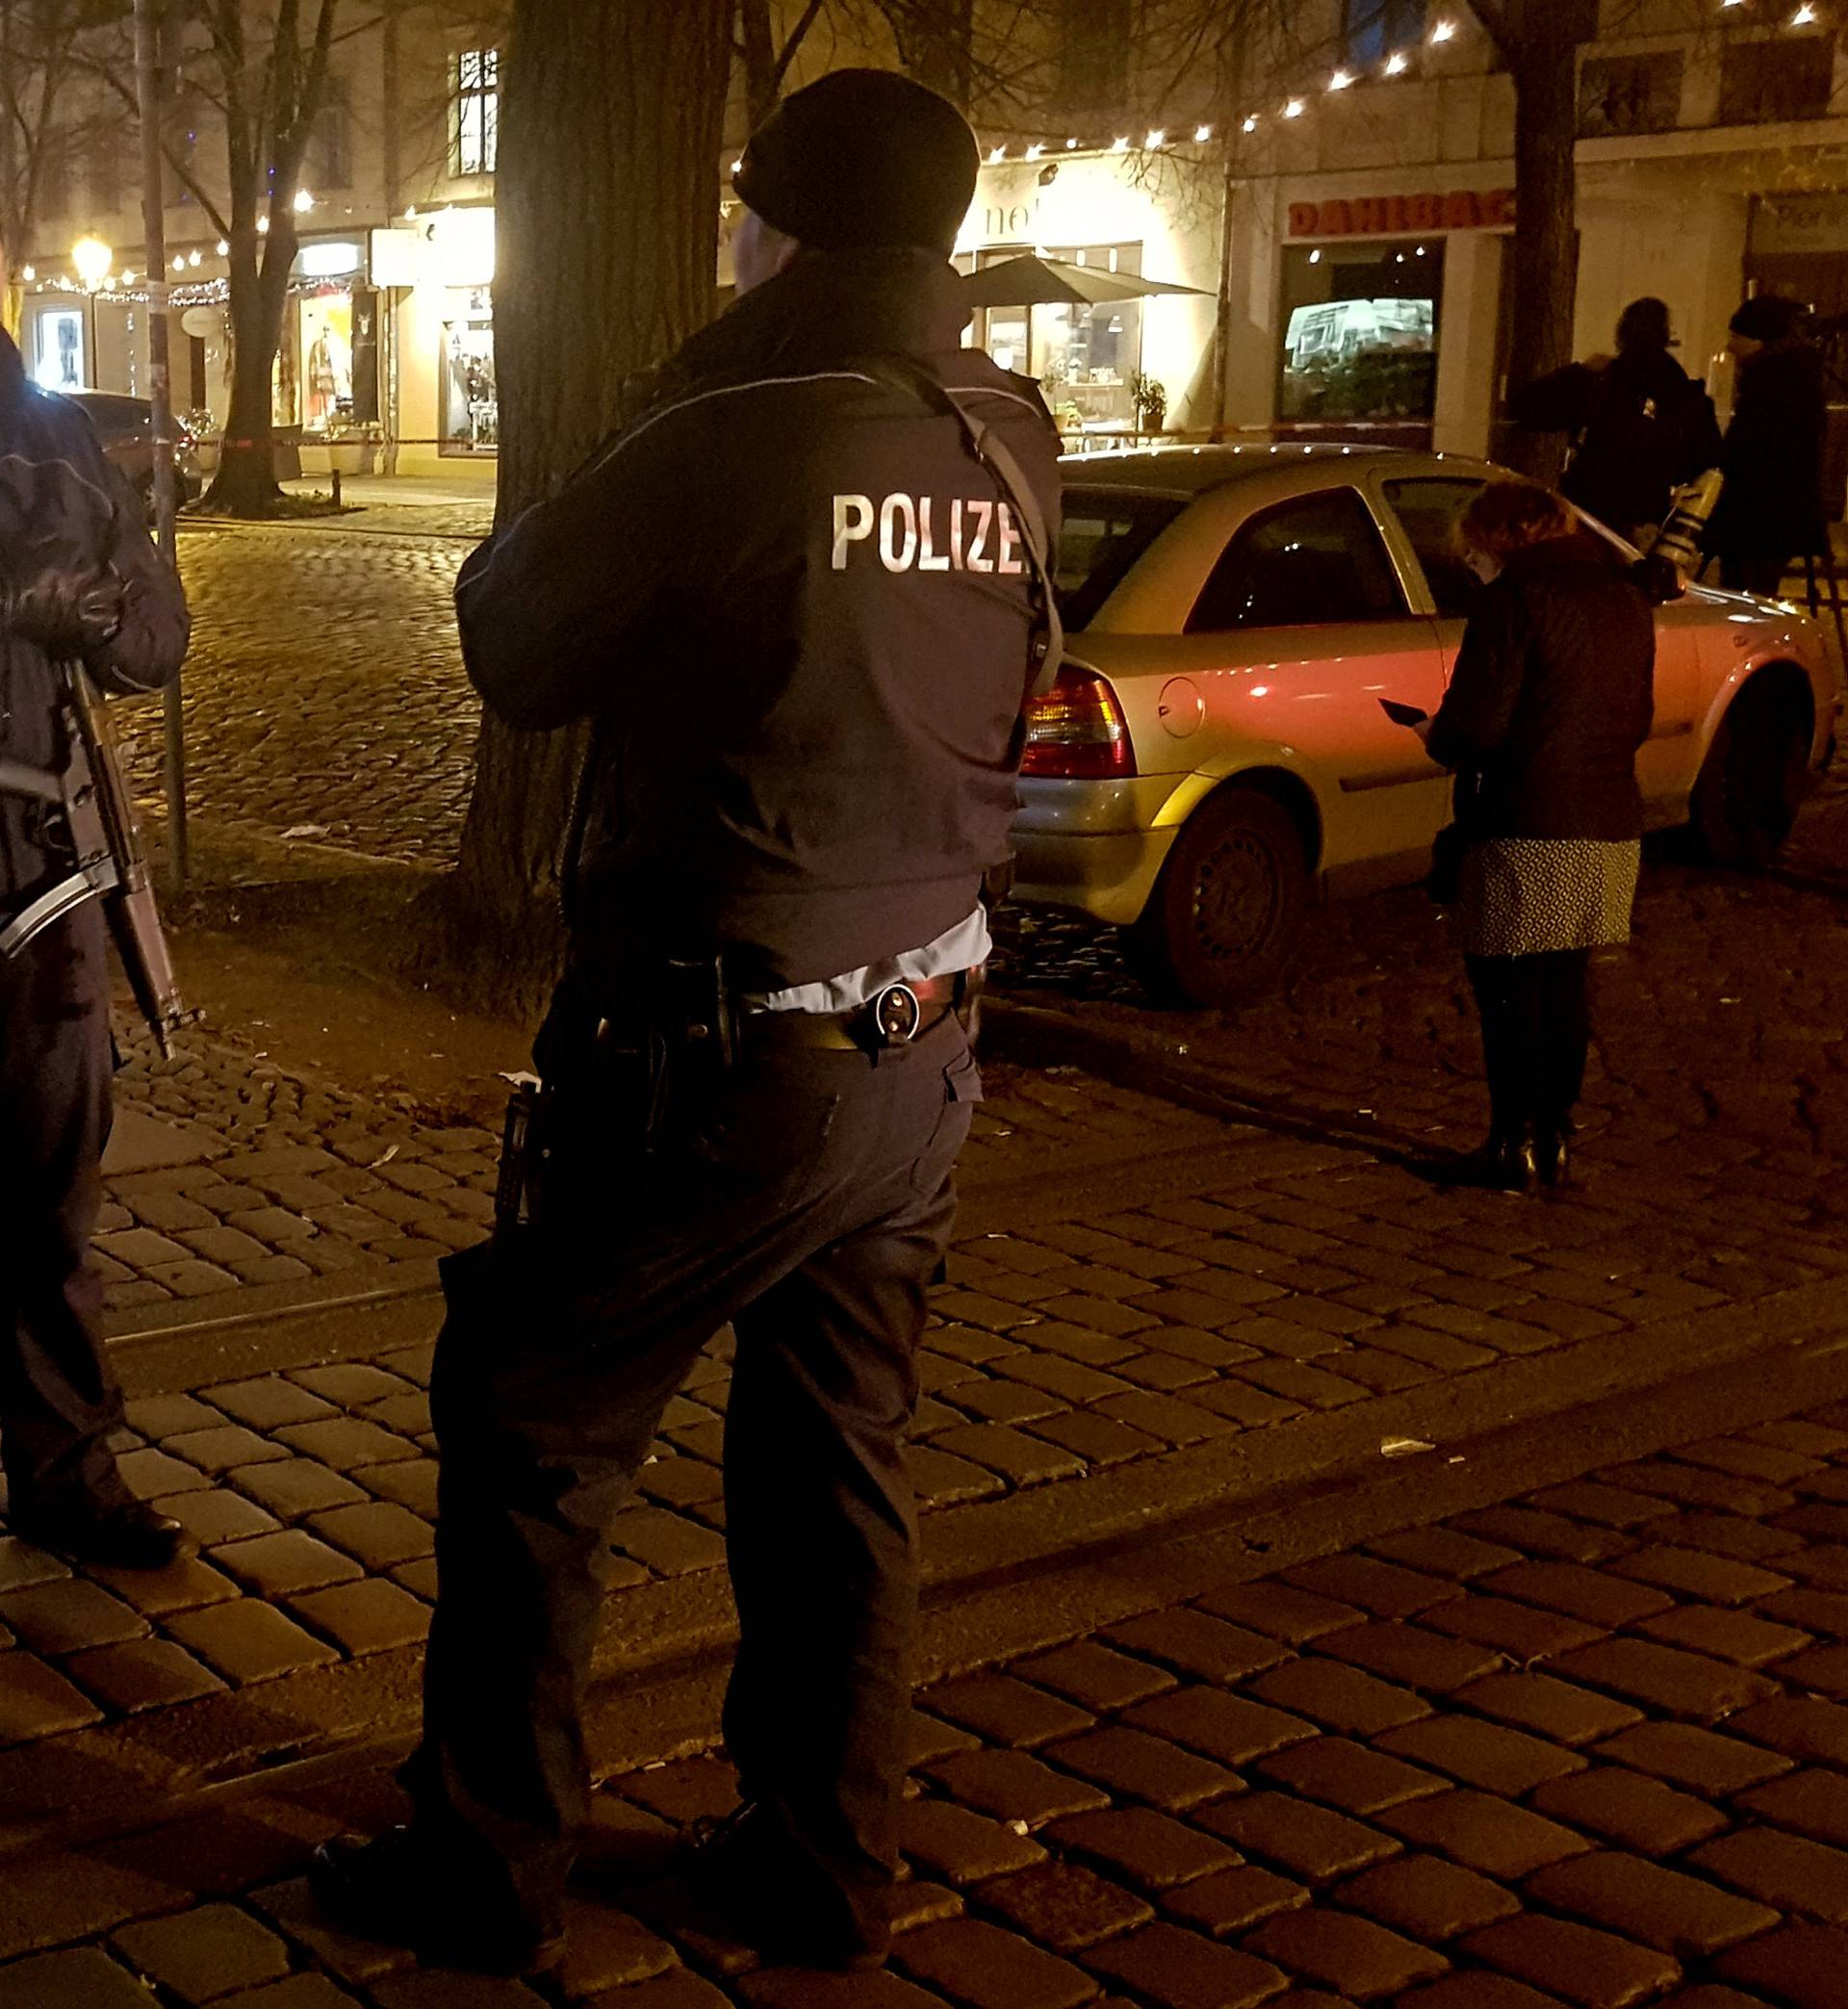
xmin=750 ymin=967 xmax=983 ymax=1054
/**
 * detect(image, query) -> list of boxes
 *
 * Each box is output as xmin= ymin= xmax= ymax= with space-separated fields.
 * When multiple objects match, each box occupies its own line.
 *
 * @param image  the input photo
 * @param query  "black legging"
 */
xmin=1467 ymin=949 xmax=1593 ymax=1141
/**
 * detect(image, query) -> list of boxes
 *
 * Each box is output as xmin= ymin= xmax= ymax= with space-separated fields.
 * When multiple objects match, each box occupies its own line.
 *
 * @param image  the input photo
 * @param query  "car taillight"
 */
xmin=1021 ymin=665 xmax=1137 ymax=781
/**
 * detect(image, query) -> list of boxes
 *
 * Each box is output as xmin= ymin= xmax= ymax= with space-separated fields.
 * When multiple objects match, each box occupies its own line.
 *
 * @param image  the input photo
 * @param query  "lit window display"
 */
xmin=299 ymin=291 xmax=355 ymax=431
xmin=443 ymin=297 xmax=498 ymax=455
xmin=1278 ymin=240 xmax=1445 ymax=439
xmin=972 ymin=243 xmax=1144 ymax=433
xmin=33 ymin=305 xmax=87 ymax=391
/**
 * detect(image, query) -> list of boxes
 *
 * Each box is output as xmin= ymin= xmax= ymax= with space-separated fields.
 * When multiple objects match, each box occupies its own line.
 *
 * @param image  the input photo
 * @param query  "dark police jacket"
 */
xmin=1427 ymin=533 xmax=1655 ymax=843
xmin=1510 ymin=351 xmax=1721 ymax=536
xmin=0 ymin=329 xmax=191 ymax=906
xmin=454 ymin=247 xmax=1062 ymax=991
xmin=1711 ymin=341 xmax=1830 ymax=563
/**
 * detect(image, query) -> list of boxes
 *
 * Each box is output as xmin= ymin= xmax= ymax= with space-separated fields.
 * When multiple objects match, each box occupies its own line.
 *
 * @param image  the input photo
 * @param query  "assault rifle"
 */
xmin=0 ymin=659 xmax=192 ymax=1055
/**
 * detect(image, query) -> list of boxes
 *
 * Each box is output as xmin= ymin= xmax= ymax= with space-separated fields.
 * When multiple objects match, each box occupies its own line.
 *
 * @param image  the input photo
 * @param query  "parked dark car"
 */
xmin=56 ymin=391 xmax=202 ymax=514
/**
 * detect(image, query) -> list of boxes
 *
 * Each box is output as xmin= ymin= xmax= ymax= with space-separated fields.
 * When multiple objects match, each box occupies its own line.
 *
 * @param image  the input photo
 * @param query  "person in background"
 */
xmin=1420 ymin=482 xmax=1656 ymax=1194
xmin=1508 ymin=296 xmax=1721 ymax=546
xmin=1708 ymin=295 xmax=1829 ymax=599
xmin=0 ymin=231 xmax=193 ymax=1565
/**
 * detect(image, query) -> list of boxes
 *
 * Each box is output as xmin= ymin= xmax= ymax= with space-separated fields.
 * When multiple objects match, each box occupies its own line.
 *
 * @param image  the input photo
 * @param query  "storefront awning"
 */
xmin=962 ymin=254 xmax=1211 ymax=307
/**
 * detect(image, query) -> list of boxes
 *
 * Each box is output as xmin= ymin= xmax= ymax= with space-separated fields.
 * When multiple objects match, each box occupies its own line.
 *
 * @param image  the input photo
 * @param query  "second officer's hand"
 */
xmin=5 ymin=569 xmax=125 ymax=658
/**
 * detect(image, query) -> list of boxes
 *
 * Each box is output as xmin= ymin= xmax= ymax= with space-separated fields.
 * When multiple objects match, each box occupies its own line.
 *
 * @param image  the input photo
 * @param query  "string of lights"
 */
xmin=967 ymin=1 xmax=1829 ymax=165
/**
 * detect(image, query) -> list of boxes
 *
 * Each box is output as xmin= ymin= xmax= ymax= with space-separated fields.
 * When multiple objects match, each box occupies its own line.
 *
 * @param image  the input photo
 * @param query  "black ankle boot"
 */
xmin=1446 ymin=1130 xmax=1537 ymax=1194
xmin=9 ymin=1493 xmax=193 ymax=1570
xmin=1534 ymin=1125 xmax=1574 ymax=1190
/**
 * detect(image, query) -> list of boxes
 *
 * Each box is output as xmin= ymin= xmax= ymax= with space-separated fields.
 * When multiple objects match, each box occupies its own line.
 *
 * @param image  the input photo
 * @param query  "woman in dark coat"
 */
xmin=1422 ymin=482 xmax=1656 ymax=1192
xmin=1709 ymin=296 xmax=1829 ymax=598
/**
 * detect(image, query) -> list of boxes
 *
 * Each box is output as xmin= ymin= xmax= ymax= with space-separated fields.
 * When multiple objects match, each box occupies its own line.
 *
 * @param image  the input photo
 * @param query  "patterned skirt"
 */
xmin=1456 ymin=837 xmax=1642 ymax=959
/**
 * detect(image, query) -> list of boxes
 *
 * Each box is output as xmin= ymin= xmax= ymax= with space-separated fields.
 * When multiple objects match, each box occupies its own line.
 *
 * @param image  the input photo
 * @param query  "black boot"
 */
xmin=1444 ymin=1130 xmax=1537 ymax=1195
xmin=9 ymin=1493 xmax=193 ymax=1570
xmin=1534 ymin=1120 xmax=1575 ymax=1190
xmin=309 ymin=1829 xmax=565 ymax=1976
xmin=658 ymin=1802 xmax=890 ymax=1972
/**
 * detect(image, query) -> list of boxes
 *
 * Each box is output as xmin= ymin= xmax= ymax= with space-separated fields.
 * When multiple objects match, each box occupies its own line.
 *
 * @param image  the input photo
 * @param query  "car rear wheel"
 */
xmin=1691 ymin=679 xmax=1812 ymax=869
xmin=1124 ymin=787 xmax=1309 ymax=1007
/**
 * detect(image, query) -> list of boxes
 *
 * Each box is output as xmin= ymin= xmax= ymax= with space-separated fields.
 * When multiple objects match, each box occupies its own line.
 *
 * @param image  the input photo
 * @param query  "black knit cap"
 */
xmin=1731 ymin=295 xmax=1806 ymax=344
xmin=734 ymin=69 xmax=979 ymax=256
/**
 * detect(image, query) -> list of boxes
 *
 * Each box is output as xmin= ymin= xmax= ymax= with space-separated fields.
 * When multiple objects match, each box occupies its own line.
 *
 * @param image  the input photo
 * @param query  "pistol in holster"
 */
xmin=492 ymin=954 xmax=738 ymax=1237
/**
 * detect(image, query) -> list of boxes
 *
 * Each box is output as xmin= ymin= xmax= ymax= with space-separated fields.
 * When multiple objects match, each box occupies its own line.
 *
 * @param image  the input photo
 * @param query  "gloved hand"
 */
xmin=4 ymin=569 xmax=125 ymax=657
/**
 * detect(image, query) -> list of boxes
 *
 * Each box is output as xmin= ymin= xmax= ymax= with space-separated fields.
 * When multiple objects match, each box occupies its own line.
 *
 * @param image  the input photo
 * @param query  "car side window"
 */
xmin=1187 ymin=489 xmax=1407 ymax=634
xmin=1381 ymin=476 xmax=1488 ymax=619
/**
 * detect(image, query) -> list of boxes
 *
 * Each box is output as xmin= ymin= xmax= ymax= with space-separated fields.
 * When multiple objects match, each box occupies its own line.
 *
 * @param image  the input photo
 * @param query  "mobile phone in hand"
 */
xmin=1379 ymin=698 xmax=1429 ymax=727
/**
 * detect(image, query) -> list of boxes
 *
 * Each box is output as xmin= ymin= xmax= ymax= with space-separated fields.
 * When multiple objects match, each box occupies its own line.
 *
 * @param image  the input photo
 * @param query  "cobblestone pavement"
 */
xmin=120 ymin=526 xmax=477 ymax=864
xmin=76 ymin=999 xmax=1848 ymax=1708
xmin=989 ymin=773 xmax=1848 ymax=1192
xmin=8 ymin=1394 xmax=1848 ymax=2002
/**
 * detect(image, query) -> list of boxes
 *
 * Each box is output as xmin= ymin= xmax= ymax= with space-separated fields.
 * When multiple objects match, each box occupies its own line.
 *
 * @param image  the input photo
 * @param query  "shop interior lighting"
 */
xmin=1145 ymin=128 xmax=1166 ymax=145
xmin=1385 ymin=50 xmax=1409 ymax=73
xmin=171 ymin=253 xmax=185 ymax=270
xmin=1329 ymin=68 xmax=1355 ymax=89
xmin=216 ymin=239 xmax=229 ymax=255
xmin=190 ymin=249 xmax=202 ymax=266
xmin=257 ymin=215 xmax=270 ymax=232
xmin=1194 ymin=124 xmax=1213 ymax=141
xmin=1431 ymin=17 xmax=1456 ymax=39
xmin=1025 ymin=142 xmax=1045 ymax=158
xmin=988 ymin=145 xmax=1006 ymax=162
xmin=1112 ymin=135 xmax=1130 ymax=149
xmin=1793 ymin=2 xmax=1818 ymax=20
xmin=1243 ymin=115 xmax=1260 ymax=131
xmin=1065 ymin=136 xmax=1079 ymax=147
xmin=1283 ymin=98 xmax=1305 ymax=116
xmin=293 ymin=187 xmax=315 ymax=213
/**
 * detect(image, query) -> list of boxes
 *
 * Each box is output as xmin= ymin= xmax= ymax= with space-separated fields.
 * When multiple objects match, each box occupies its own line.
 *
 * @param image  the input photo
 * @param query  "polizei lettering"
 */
xmin=833 ymin=494 xmax=1026 ymax=576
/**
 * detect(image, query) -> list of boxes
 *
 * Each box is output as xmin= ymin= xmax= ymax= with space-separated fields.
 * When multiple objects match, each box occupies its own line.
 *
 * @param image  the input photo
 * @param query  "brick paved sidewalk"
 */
xmin=7 ymin=1393 xmax=1848 ymax=2002
xmin=23 ymin=1011 xmax=1835 ymax=1802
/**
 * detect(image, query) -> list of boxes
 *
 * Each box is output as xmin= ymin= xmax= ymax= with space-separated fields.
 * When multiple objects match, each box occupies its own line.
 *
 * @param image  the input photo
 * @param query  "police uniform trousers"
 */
xmin=0 ymin=902 xmax=126 ymax=1508
xmin=406 ymin=998 xmax=981 ymax=1935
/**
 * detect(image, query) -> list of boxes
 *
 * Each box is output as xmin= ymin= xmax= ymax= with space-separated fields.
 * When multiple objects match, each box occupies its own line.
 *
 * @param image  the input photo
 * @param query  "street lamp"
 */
xmin=71 ymin=233 xmax=113 ymax=288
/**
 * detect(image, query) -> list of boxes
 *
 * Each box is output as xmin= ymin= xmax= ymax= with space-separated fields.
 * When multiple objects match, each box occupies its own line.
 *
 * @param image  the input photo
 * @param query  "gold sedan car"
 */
xmin=1013 ymin=446 xmax=1836 ymax=1007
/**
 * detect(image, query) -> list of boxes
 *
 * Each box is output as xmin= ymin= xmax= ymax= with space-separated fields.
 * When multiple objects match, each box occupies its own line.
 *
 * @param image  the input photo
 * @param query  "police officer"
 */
xmin=0 ymin=235 xmax=192 ymax=1567
xmin=311 ymin=69 xmax=1059 ymax=1976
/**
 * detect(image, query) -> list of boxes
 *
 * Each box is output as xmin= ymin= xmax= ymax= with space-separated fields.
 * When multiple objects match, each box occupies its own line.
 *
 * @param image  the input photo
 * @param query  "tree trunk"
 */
xmin=204 ymin=221 xmax=296 ymax=514
xmin=738 ymin=0 xmax=779 ymax=126
xmin=1501 ymin=6 xmax=1591 ymax=480
xmin=435 ymin=0 xmax=732 ymax=1007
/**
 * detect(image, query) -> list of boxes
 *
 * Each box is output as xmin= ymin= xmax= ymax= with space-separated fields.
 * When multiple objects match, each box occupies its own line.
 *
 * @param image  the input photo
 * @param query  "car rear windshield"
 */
xmin=1058 ymin=488 xmax=1189 ymax=630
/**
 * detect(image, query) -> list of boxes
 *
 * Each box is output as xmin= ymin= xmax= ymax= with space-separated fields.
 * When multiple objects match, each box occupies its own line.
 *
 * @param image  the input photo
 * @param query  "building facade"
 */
xmin=10 ymin=3 xmax=508 ymax=482
xmin=12 ymin=1 xmax=1848 ymax=487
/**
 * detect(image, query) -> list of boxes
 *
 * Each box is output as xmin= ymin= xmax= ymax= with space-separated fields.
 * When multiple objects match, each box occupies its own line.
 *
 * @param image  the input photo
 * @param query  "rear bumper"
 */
xmin=1010 ymin=774 xmax=1189 ymax=927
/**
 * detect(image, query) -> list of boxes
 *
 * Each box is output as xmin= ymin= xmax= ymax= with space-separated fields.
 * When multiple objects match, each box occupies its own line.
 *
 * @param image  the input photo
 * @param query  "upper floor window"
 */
xmin=310 ymin=78 xmax=352 ymax=191
xmin=1578 ymin=50 xmax=1683 ymax=137
xmin=1719 ymin=35 xmax=1835 ymax=125
xmin=1060 ymin=0 xmax=1133 ymax=112
xmin=38 ymin=137 xmax=72 ymax=223
xmin=453 ymin=47 xmax=499 ymax=177
xmin=1344 ymin=0 xmax=1426 ymax=67
xmin=89 ymin=119 xmax=123 ymax=216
